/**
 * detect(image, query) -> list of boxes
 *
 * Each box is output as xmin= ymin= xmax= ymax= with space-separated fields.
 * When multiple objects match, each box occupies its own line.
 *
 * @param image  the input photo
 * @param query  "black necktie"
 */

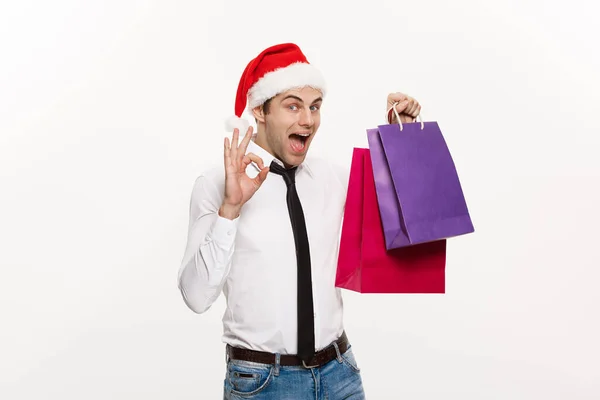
xmin=269 ymin=160 xmax=315 ymax=363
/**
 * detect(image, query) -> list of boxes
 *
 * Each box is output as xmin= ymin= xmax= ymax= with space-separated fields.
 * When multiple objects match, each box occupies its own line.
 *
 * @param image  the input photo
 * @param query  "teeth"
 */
xmin=297 ymin=133 xmax=310 ymax=137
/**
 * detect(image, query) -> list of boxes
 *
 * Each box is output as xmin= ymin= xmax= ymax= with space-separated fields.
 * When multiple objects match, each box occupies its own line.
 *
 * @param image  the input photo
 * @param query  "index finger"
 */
xmin=242 ymin=152 xmax=266 ymax=170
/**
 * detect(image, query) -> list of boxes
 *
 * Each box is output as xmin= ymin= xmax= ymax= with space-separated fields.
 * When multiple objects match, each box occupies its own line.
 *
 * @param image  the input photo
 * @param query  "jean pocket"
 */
xmin=227 ymin=360 xmax=274 ymax=396
xmin=341 ymin=347 xmax=361 ymax=373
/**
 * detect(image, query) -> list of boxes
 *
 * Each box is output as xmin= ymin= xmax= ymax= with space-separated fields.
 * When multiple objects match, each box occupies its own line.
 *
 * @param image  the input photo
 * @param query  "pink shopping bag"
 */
xmin=335 ymin=148 xmax=446 ymax=293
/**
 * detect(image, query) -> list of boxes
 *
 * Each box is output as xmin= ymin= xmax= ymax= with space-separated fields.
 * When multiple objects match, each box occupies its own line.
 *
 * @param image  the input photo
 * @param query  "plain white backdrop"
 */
xmin=1 ymin=0 xmax=599 ymax=398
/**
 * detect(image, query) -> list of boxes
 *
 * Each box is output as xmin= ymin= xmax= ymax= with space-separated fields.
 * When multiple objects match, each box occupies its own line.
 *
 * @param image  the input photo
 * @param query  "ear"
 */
xmin=252 ymin=105 xmax=266 ymax=124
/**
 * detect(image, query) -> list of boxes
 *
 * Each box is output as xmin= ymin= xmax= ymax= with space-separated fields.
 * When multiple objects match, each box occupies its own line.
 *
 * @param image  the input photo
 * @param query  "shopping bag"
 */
xmin=335 ymin=147 xmax=446 ymax=293
xmin=367 ymin=116 xmax=474 ymax=250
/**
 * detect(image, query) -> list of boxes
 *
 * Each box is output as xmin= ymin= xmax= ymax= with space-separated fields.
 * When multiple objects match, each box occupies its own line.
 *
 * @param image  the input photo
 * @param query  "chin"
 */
xmin=279 ymin=152 xmax=305 ymax=168
xmin=281 ymin=156 xmax=302 ymax=168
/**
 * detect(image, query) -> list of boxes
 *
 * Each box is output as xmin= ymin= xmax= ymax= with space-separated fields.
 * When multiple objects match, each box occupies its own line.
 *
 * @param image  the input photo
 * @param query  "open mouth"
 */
xmin=289 ymin=133 xmax=311 ymax=153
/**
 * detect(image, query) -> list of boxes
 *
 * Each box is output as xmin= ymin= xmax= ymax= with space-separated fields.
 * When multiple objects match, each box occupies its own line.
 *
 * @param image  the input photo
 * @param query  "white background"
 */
xmin=1 ymin=0 xmax=599 ymax=398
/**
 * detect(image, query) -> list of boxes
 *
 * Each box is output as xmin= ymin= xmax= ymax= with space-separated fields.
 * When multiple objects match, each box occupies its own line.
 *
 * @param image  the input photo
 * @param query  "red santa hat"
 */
xmin=225 ymin=43 xmax=327 ymax=133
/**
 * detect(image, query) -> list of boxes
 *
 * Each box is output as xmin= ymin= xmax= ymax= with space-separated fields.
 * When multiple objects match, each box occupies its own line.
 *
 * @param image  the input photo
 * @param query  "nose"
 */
xmin=298 ymin=107 xmax=314 ymax=127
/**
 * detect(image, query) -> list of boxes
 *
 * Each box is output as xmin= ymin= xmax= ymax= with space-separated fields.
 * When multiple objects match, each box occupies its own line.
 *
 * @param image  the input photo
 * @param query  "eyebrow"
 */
xmin=281 ymin=95 xmax=323 ymax=104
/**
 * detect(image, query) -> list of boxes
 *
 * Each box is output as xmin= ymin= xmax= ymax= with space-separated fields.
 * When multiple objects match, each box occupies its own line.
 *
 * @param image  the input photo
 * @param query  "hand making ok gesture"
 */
xmin=218 ymin=126 xmax=270 ymax=220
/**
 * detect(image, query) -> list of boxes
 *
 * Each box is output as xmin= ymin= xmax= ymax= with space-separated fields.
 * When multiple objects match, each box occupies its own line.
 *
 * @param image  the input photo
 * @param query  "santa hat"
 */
xmin=225 ymin=43 xmax=327 ymax=133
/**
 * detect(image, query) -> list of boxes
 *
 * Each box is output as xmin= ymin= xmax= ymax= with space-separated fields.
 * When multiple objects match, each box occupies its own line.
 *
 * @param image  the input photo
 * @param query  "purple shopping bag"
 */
xmin=366 ymin=119 xmax=474 ymax=249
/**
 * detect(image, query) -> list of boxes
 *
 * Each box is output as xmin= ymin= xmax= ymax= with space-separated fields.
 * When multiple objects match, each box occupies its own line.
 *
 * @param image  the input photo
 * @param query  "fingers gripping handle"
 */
xmin=387 ymin=102 xmax=424 ymax=131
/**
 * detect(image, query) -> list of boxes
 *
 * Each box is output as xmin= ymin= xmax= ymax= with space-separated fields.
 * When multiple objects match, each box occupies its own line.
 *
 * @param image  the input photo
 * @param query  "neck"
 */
xmin=253 ymin=130 xmax=269 ymax=155
xmin=254 ymin=130 xmax=294 ymax=169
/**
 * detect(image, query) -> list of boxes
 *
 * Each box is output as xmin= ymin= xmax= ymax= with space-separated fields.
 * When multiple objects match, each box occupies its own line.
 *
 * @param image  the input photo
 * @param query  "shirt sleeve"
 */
xmin=177 ymin=174 xmax=238 ymax=314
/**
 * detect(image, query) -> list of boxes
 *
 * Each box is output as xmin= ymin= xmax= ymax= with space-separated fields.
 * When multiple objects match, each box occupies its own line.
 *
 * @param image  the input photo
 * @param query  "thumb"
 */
xmin=388 ymin=100 xmax=409 ymax=123
xmin=394 ymin=100 xmax=410 ymax=113
xmin=388 ymin=92 xmax=407 ymax=105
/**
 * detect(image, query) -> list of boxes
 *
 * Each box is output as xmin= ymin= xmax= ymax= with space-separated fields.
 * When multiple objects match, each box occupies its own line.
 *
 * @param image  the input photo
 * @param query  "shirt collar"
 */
xmin=246 ymin=135 xmax=314 ymax=179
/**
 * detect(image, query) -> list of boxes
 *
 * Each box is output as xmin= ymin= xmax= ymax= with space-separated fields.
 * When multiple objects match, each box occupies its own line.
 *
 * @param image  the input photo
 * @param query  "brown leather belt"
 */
xmin=226 ymin=331 xmax=349 ymax=368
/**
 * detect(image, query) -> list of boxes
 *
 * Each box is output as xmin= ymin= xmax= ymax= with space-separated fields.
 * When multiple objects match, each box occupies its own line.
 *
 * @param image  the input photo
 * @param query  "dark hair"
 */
xmin=262 ymin=98 xmax=272 ymax=114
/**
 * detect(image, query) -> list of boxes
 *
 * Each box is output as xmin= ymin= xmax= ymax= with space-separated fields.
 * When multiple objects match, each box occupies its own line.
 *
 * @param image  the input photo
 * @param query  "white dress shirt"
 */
xmin=177 ymin=138 xmax=350 ymax=354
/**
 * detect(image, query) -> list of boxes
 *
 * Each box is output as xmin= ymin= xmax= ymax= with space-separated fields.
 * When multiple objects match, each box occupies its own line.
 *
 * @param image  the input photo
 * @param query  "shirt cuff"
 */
xmin=210 ymin=215 xmax=239 ymax=248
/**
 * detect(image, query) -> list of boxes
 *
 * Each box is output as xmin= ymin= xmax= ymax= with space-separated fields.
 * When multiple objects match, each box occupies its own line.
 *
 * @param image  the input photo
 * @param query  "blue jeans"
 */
xmin=223 ymin=342 xmax=366 ymax=399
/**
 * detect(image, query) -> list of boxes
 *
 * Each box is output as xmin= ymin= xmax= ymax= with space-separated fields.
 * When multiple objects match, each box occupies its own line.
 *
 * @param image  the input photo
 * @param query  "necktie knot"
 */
xmin=269 ymin=160 xmax=297 ymax=186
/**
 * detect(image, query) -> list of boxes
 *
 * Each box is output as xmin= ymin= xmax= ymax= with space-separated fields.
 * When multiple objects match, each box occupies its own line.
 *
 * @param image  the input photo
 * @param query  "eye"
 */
xmin=288 ymin=104 xmax=298 ymax=111
xmin=310 ymin=105 xmax=320 ymax=111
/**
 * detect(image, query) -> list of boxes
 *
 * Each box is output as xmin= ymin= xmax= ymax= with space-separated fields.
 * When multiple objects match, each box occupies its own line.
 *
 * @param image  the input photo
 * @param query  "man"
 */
xmin=177 ymin=43 xmax=421 ymax=399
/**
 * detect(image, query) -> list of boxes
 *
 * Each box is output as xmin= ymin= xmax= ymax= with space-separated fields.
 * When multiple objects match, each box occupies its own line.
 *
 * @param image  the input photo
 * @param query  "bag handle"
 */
xmin=387 ymin=102 xmax=424 ymax=131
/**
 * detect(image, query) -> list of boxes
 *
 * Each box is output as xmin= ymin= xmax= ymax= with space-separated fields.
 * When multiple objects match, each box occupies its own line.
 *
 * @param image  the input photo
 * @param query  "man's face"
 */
xmin=253 ymin=87 xmax=323 ymax=168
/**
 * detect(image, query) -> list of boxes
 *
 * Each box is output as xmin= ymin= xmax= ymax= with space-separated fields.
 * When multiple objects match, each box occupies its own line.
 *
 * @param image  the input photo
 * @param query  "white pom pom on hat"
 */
xmin=225 ymin=43 xmax=327 ymax=132
xmin=224 ymin=114 xmax=250 ymax=133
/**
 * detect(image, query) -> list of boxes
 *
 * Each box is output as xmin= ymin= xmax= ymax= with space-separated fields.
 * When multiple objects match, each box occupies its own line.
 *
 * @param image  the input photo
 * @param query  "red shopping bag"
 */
xmin=335 ymin=148 xmax=446 ymax=293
